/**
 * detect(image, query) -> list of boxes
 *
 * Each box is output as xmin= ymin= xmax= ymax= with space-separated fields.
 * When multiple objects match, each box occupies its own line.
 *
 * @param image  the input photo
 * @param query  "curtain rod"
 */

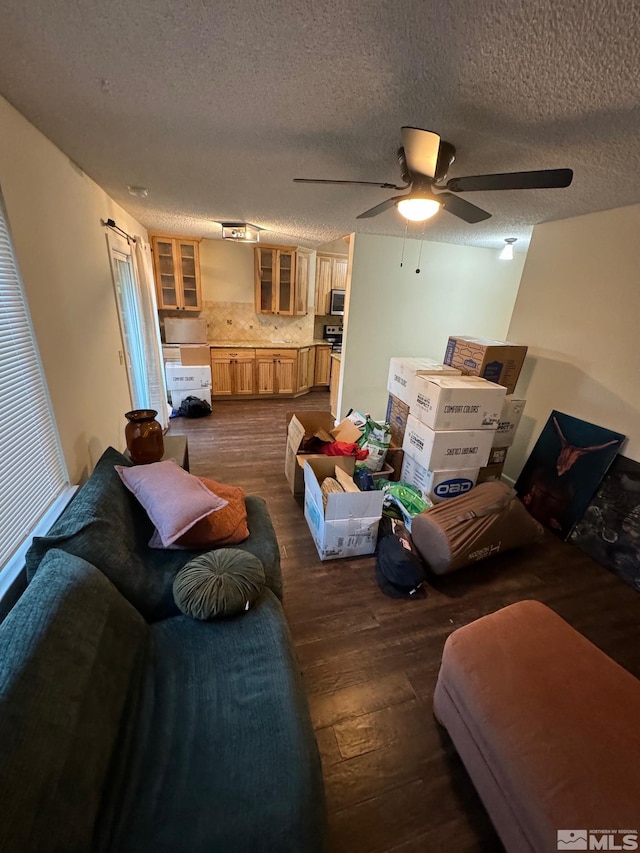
xmin=102 ymin=218 xmax=135 ymax=242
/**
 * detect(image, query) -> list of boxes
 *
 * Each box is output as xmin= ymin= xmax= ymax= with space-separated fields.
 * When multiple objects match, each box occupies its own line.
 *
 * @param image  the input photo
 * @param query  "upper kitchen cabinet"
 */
xmin=294 ymin=248 xmax=312 ymax=315
xmin=314 ymin=253 xmax=348 ymax=315
xmin=151 ymin=236 xmax=202 ymax=311
xmin=255 ymin=245 xmax=310 ymax=316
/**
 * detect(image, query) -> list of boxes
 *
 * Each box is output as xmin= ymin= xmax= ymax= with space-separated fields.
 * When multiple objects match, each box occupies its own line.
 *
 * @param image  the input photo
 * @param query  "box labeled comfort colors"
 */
xmin=443 ymin=336 xmax=527 ymax=394
xmin=402 ymin=413 xmax=494 ymax=471
xmin=410 ymin=375 xmax=506 ymax=431
xmin=165 ymin=364 xmax=212 ymax=391
xmin=387 ymin=357 xmax=461 ymax=406
xmin=401 ymin=454 xmax=479 ymax=503
xmin=492 ymin=396 xmax=526 ymax=448
xmin=303 ymin=457 xmax=384 ymax=560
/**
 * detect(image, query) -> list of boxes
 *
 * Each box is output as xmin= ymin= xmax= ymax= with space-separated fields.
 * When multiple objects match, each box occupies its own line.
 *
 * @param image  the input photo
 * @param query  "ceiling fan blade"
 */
xmin=445 ymin=168 xmax=574 ymax=193
xmin=439 ymin=193 xmax=492 ymax=223
xmin=356 ymin=196 xmax=403 ymax=219
xmin=401 ymin=127 xmax=441 ymax=179
xmin=293 ymin=178 xmax=405 ymax=189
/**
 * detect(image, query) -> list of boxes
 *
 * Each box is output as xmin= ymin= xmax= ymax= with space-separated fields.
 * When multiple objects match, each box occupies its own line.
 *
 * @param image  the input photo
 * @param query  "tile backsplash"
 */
xmin=201 ymin=301 xmax=315 ymax=343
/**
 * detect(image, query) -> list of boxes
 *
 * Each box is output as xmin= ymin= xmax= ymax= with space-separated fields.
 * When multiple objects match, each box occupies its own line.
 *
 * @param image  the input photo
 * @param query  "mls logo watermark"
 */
xmin=558 ymin=830 xmax=639 ymax=850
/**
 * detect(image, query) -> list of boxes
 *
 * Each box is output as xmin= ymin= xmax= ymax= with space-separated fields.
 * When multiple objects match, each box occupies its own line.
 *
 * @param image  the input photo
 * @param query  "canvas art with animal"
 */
xmin=515 ymin=410 xmax=625 ymax=539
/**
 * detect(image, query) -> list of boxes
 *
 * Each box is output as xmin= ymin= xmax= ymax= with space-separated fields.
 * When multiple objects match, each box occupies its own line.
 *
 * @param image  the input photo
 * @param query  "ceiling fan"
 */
xmin=294 ymin=127 xmax=573 ymax=224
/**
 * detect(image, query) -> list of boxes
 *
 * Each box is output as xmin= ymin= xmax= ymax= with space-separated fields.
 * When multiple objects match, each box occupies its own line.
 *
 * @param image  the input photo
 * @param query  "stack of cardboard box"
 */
xmin=400 ymin=374 xmax=507 ymax=503
xmin=442 ymin=336 xmax=528 ymax=484
xmin=165 ymin=345 xmax=212 ymax=410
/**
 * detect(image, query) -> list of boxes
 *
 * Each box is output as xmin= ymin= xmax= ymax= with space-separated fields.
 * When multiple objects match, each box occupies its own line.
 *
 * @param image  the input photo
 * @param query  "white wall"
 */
xmin=340 ymin=232 xmax=525 ymax=419
xmin=0 ymin=96 xmax=147 ymax=483
xmin=506 ymin=204 xmax=640 ymax=479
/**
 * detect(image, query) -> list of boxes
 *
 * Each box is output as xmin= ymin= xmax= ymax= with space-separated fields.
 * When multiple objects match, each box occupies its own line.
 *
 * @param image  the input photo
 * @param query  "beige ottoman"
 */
xmin=434 ymin=600 xmax=640 ymax=853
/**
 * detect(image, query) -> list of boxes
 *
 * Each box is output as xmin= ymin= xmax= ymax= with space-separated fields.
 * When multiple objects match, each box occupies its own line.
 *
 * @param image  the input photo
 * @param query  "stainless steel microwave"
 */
xmin=329 ymin=289 xmax=345 ymax=315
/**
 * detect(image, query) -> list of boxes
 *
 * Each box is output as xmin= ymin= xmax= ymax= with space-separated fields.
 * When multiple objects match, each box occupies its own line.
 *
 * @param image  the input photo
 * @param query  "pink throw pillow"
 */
xmin=115 ymin=460 xmax=228 ymax=547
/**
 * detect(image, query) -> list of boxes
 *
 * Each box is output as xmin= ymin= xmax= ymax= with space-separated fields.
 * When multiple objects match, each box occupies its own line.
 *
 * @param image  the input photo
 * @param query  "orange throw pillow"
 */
xmin=176 ymin=477 xmax=249 ymax=548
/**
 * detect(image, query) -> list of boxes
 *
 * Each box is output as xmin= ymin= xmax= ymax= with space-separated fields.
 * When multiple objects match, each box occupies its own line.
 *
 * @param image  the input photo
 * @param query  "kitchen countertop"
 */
xmin=207 ymin=340 xmax=329 ymax=349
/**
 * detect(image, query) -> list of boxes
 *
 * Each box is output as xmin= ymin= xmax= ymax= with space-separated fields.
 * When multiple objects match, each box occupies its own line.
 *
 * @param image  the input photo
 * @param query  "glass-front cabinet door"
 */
xmin=256 ymin=248 xmax=276 ymax=313
xmin=255 ymin=246 xmax=297 ymax=315
xmin=151 ymin=236 xmax=202 ymax=311
xmin=178 ymin=241 xmax=199 ymax=309
xmin=275 ymin=249 xmax=295 ymax=315
xmin=155 ymin=238 xmax=179 ymax=309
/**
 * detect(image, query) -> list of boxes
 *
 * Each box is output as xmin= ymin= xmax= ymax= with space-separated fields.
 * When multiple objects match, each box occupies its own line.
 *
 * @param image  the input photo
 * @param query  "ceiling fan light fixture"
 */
xmin=499 ymin=237 xmax=517 ymax=260
xmin=396 ymin=196 xmax=441 ymax=222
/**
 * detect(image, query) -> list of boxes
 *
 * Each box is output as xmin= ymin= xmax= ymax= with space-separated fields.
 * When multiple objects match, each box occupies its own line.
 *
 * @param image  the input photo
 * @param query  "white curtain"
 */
xmin=130 ymin=237 xmax=170 ymax=430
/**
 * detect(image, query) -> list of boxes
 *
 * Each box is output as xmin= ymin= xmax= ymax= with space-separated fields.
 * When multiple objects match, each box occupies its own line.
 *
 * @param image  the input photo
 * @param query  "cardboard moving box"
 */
xmin=402 ymin=413 xmax=494 ymax=471
xmin=443 ymin=336 xmax=527 ymax=394
xmin=285 ymin=411 xmax=364 ymax=496
xmin=410 ymin=375 xmax=506 ymax=431
xmin=387 ymin=357 xmax=461 ymax=406
xmin=492 ymin=396 xmax=526 ymax=447
xmin=165 ymin=364 xmax=212 ymax=391
xmin=386 ymin=393 xmax=410 ymax=448
xmin=401 ymin=454 xmax=479 ymax=503
xmin=179 ymin=345 xmax=211 ymax=366
xmin=303 ymin=457 xmax=384 ymax=561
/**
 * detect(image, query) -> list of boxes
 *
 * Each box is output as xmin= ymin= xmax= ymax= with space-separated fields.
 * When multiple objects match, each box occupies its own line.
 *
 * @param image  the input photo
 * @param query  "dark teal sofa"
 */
xmin=0 ymin=447 xmax=325 ymax=853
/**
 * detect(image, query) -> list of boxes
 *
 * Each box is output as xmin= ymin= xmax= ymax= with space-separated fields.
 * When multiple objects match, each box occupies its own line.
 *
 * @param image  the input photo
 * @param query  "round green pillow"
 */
xmin=173 ymin=549 xmax=265 ymax=620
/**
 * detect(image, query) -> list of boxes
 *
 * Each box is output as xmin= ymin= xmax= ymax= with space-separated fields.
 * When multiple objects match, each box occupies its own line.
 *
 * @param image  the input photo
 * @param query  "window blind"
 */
xmin=0 ymin=190 xmax=68 ymax=570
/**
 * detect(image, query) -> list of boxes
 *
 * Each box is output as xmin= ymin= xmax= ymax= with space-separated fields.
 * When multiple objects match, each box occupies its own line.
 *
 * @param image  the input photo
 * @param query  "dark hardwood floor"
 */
xmin=167 ymin=391 xmax=640 ymax=853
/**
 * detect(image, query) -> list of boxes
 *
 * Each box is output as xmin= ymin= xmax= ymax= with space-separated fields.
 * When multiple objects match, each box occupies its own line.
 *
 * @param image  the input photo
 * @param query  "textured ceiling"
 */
xmin=1 ymin=0 xmax=639 ymax=252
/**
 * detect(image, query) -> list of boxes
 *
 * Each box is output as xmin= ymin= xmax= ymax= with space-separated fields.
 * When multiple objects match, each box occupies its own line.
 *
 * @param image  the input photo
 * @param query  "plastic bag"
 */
xmin=376 ymin=480 xmax=432 ymax=530
xmin=357 ymin=416 xmax=391 ymax=472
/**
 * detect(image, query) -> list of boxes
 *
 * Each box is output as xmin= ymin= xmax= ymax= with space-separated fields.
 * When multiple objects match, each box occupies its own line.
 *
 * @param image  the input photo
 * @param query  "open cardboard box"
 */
xmin=302 ymin=457 xmax=384 ymax=561
xmin=285 ymin=411 xmax=364 ymax=496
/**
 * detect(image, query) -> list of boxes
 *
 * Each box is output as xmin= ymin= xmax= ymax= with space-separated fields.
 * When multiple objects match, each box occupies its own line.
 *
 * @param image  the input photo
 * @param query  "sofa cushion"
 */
xmin=115 ymin=460 xmax=228 ymax=547
xmin=99 ymin=588 xmax=326 ymax=853
xmin=0 ymin=549 xmax=148 ymax=853
xmin=25 ymin=447 xmax=284 ymax=621
xmin=173 ymin=549 xmax=265 ymax=619
xmin=148 ymin=476 xmax=250 ymax=550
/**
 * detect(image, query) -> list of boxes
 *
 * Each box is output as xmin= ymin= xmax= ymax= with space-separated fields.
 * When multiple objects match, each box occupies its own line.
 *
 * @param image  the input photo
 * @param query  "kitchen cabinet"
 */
xmin=255 ymin=349 xmax=298 ymax=395
xmin=314 ymin=253 xmax=348 ymax=315
xmin=210 ymin=348 xmax=256 ymax=396
xmin=254 ymin=246 xmax=297 ymax=315
xmin=313 ymin=345 xmax=331 ymax=386
xmin=296 ymin=346 xmax=312 ymax=393
xmin=329 ymin=355 xmax=341 ymax=418
xmin=151 ymin=235 xmax=202 ymax=311
xmin=294 ymin=249 xmax=311 ymax=315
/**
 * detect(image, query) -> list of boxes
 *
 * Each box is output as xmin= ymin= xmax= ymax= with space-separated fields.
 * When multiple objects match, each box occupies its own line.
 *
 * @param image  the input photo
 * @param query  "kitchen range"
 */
xmin=323 ymin=324 xmax=343 ymax=353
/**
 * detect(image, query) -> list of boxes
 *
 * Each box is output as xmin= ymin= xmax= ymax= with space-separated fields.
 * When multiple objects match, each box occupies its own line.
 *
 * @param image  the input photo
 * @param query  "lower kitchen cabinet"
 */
xmin=329 ymin=355 xmax=341 ymax=418
xmin=297 ymin=346 xmax=312 ymax=393
xmin=255 ymin=349 xmax=298 ymax=395
xmin=313 ymin=345 xmax=331 ymax=386
xmin=211 ymin=348 xmax=256 ymax=396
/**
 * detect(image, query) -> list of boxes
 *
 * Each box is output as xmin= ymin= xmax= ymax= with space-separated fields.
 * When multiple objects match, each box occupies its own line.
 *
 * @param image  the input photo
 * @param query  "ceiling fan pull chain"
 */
xmin=400 ymin=219 xmax=409 ymax=267
xmin=416 ymin=223 xmax=426 ymax=273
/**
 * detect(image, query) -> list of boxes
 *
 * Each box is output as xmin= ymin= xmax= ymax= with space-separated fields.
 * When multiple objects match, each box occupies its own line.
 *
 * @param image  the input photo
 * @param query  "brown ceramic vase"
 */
xmin=124 ymin=409 xmax=164 ymax=464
